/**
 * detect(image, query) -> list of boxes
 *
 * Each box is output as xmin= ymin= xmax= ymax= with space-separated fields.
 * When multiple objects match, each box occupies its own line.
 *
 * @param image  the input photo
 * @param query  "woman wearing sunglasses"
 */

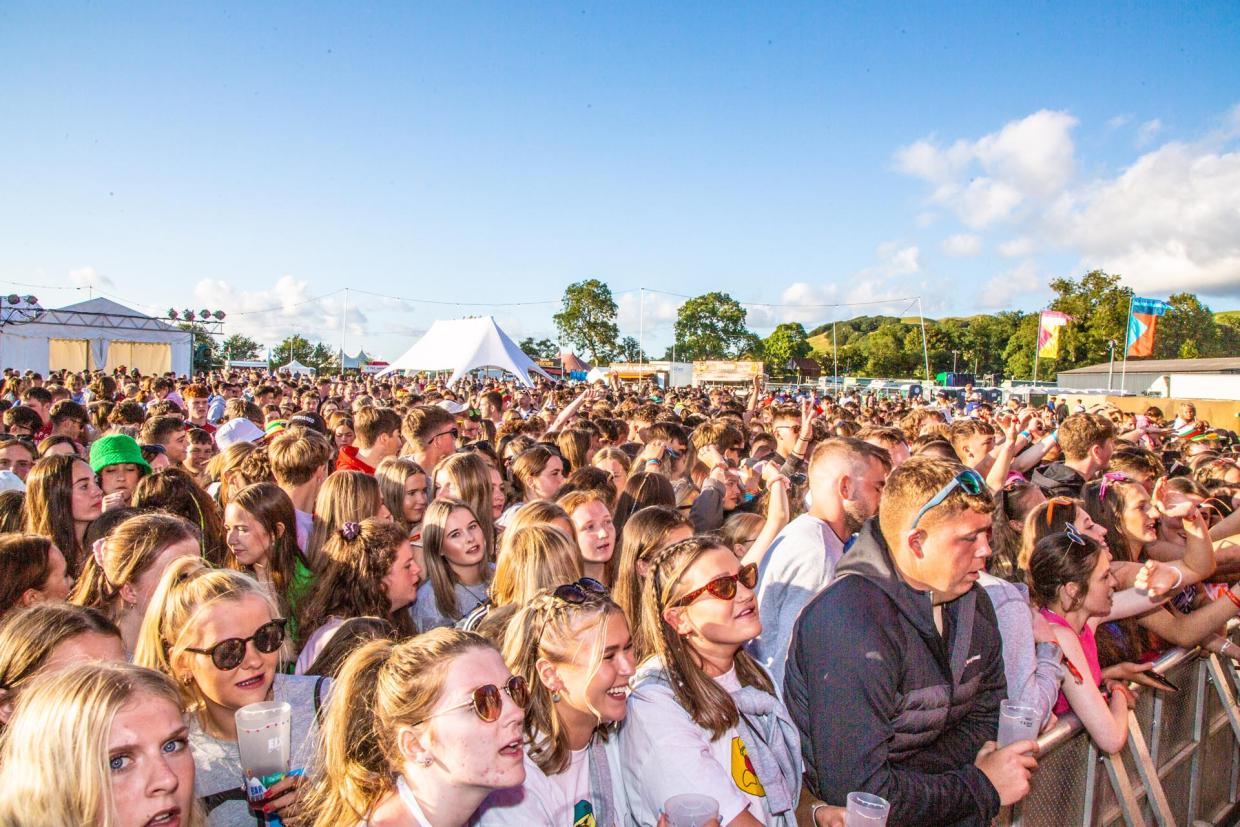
xmin=295 ymin=519 xmax=421 ymax=675
xmin=475 ymin=580 xmax=635 ymax=825
xmin=135 ymin=557 xmax=325 ymax=826
xmin=621 ymin=536 xmax=802 ymax=827
xmin=300 ymin=629 xmax=527 ymax=827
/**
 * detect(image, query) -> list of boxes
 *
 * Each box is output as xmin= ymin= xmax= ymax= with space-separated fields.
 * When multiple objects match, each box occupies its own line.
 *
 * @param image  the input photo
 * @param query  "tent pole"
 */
xmin=639 ymin=287 xmax=645 ymax=367
xmin=340 ymin=288 xmax=348 ymax=373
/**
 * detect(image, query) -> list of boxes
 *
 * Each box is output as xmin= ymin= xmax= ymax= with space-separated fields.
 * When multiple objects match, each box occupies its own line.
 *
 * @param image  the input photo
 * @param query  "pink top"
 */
xmin=1040 ymin=608 xmax=1102 ymax=716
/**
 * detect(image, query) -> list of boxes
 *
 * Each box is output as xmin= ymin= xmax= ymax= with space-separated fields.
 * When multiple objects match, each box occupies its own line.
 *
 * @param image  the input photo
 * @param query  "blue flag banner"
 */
xmin=1126 ymin=297 xmax=1170 ymax=356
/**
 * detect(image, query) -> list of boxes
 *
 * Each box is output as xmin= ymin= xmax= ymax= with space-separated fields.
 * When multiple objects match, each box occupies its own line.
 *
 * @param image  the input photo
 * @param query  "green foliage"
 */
xmin=518 ymin=337 xmax=559 ymax=360
xmin=554 ymin=279 xmax=619 ymax=363
xmin=762 ymin=323 xmax=811 ymax=373
xmin=177 ymin=322 xmax=222 ymax=371
xmin=673 ymin=292 xmax=761 ymax=361
xmin=272 ymin=335 xmax=314 ymax=369
xmin=221 ymin=334 xmax=262 ymax=361
xmin=617 ymin=336 xmax=648 ymax=362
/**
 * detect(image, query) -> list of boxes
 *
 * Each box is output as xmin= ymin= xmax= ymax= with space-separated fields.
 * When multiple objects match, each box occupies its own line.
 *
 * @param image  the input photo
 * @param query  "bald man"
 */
xmin=750 ymin=437 xmax=892 ymax=686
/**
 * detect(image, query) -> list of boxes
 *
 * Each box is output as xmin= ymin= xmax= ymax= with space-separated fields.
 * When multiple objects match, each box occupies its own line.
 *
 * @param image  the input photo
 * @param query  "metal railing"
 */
xmin=1002 ymin=630 xmax=1240 ymax=826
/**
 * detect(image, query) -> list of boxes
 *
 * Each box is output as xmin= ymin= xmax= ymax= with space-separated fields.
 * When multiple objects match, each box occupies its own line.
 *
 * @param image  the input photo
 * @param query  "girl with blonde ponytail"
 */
xmin=69 ymin=512 xmax=201 ymax=654
xmin=298 ymin=629 xmax=527 ymax=827
xmin=619 ymin=536 xmax=802 ymax=827
xmin=475 ymin=583 xmax=635 ymax=826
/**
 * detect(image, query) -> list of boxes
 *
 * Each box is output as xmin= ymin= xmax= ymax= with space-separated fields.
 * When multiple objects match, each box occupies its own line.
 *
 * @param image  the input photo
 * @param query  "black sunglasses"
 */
xmin=184 ymin=618 xmax=287 ymax=670
xmin=552 ymin=577 xmax=608 ymax=604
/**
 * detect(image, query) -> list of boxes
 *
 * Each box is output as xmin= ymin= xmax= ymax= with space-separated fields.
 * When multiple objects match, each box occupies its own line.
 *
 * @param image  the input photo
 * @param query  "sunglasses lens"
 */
xmin=508 ymin=675 xmax=529 ymax=709
xmin=213 ymin=639 xmax=245 ymax=670
xmin=578 ymin=577 xmax=607 ymax=594
xmin=960 ymin=472 xmax=984 ymax=495
xmin=709 ymin=576 xmax=738 ymax=601
xmin=472 ymin=684 xmax=502 ymax=722
xmin=254 ymin=621 xmax=285 ymax=654
xmin=553 ymin=584 xmax=587 ymax=604
xmin=739 ymin=564 xmax=758 ymax=589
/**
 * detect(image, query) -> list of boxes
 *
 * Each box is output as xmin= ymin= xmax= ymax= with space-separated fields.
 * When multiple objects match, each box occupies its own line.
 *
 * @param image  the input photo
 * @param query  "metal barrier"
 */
xmin=1002 ymin=632 xmax=1240 ymax=826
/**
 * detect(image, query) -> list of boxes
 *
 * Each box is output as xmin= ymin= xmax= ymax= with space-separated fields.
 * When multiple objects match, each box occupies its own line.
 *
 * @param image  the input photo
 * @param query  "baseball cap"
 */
xmin=215 ymin=418 xmax=266 ymax=451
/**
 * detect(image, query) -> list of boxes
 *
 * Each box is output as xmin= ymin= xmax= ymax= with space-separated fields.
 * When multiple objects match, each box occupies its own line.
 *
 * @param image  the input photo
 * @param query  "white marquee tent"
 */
xmin=278 ymin=360 xmax=317 ymax=376
xmin=379 ymin=316 xmax=552 ymax=386
xmin=0 ymin=297 xmax=193 ymax=375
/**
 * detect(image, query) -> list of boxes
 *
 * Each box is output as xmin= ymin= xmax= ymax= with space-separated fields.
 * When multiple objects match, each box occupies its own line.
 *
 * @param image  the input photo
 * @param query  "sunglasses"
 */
xmin=672 ymin=563 xmax=758 ymax=608
xmin=411 ymin=675 xmax=529 ymax=727
xmin=184 ymin=618 xmax=287 ymax=670
xmin=908 ymin=469 xmax=986 ymax=530
xmin=1063 ymin=523 xmax=1087 ymax=546
xmin=552 ymin=577 xmax=608 ymax=604
xmin=435 ymin=428 xmax=460 ymax=442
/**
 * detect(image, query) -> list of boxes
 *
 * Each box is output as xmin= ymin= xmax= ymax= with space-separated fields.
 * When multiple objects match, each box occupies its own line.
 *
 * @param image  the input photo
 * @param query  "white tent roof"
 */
xmin=379 ymin=316 xmax=552 ymax=386
xmin=279 ymin=360 xmax=316 ymax=375
xmin=0 ymin=297 xmax=192 ymax=375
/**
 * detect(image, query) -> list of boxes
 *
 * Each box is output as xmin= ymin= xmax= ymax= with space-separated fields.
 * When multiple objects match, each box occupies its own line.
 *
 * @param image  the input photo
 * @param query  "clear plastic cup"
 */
xmin=235 ymin=700 xmax=292 ymax=805
xmin=663 ymin=793 xmax=720 ymax=827
xmin=845 ymin=791 xmax=890 ymax=826
xmin=997 ymin=699 xmax=1039 ymax=748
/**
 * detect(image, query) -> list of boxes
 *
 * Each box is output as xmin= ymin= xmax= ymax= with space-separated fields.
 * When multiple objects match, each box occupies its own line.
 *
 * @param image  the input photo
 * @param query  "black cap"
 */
xmin=287 ymin=410 xmax=328 ymax=434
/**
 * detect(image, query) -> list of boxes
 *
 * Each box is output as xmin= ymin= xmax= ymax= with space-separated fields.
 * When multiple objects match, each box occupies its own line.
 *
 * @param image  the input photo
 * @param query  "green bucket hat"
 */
xmin=89 ymin=433 xmax=152 ymax=475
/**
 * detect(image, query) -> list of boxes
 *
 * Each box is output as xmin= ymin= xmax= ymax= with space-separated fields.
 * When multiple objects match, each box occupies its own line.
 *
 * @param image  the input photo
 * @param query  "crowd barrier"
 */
xmin=1000 ymin=627 xmax=1240 ymax=826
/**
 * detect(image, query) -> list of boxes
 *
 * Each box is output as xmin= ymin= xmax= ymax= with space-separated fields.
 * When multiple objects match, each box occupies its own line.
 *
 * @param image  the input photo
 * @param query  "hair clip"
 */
xmin=1098 ymin=471 xmax=1129 ymax=501
xmin=340 ymin=522 xmax=361 ymax=541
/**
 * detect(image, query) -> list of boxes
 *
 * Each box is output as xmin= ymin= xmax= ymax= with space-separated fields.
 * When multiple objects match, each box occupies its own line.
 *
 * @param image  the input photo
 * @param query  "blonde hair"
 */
xmin=0 ymin=662 xmax=204 ymax=827
xmin=305 ymin=471 xmax=383 ymax=566
xmin=491 ymin=525 xmax=582 ymax=608
xmin=719 ymin=512 xmax=763 ymax=557
xmin=433 ymin=452 xmax=496 ymax=562
xmin=298 ymin=630 xmax=495 ymax=827
xmin=133 ymin=557 xmax=284 ymax=715
xmin=636 ymin=536 xmax=772 ymax=740
xmin=70 ymin=513 xmax=200 ymax=619
xmin=613 ymin=505 xmax=691 ymax=661
xmin=206 ymin=441 xmax=257 ymax=507
xmin=501 ymin=588 xmax=620 ymax=775
xmin=877 ymin=456 xmax=993 ymax=550
xmin=501 ymin=500 xmax=571 ymax=546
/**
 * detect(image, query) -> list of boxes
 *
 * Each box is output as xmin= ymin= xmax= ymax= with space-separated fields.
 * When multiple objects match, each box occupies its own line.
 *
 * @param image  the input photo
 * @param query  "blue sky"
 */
xmin=2 ymin=2 xmax=1238 ymax=359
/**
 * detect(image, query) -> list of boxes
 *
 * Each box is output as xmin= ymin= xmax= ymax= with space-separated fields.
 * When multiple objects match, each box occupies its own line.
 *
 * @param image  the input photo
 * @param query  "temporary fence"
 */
xmin=1001 ymin=627 xmax=1240 ymax=826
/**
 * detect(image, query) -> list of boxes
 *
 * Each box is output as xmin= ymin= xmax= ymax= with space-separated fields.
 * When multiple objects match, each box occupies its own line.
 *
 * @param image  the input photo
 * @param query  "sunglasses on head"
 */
xmin=908 ymin=469 xmax=986 ymax=530
xmin=1063 ymin=523 xmax=1087 ymax=546
xmin=672 ymin=563 xmax=758 ymax=608
xmin=411 ymin=675 xmax=529 ymax=727
xmin=552 ymin=577 xmax=608 ymax=604
xmin=184 ymin=618 xmax=287 ymax=670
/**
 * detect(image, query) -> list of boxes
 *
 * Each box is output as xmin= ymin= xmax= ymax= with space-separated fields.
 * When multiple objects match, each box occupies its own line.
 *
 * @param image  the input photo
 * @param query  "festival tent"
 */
xmin=278 ymin=360 xmax=317 ymax=375
xmin=340 ymin=349 xmax=373 ymax=370
xmin=379 ymin=316 xmax=553 ymax=386
xmin=0 ymin=297 xmax=192 ymax=375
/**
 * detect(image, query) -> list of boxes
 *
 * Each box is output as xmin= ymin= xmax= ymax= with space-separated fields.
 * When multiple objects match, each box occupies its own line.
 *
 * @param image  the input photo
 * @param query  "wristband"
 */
xmin=1225 ymin=588 xmax=1240 ymax=611
xmin=810 ymin=803 xmax=831 ymax=824
xmin=1050 ymin=429 xmax=1059 ymax=444
xmin=1019 ymin=430 xmax=1032 ymax=441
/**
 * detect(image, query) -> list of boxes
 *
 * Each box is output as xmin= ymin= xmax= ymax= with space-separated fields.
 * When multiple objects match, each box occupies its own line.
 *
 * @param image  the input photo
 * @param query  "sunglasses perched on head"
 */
xmin=552 ymin=577 xmax=608 ymax=604
xmin=184 ymin=618 xmax=287 ymax=670
xmin=908 ymin=469 xmax=986 ymax=530
xmin=672 ymin=563 xmax=758 ymax=608
xmin=411 ymin=675 xmax=529 ymax=727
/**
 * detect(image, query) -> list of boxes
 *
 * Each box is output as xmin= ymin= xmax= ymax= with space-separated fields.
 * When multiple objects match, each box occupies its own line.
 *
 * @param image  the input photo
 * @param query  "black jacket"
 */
xmin=783 ymin=519 xmax=1006 ymax=826
xmin=1030 ymin=461 xmax=1086 ymax=499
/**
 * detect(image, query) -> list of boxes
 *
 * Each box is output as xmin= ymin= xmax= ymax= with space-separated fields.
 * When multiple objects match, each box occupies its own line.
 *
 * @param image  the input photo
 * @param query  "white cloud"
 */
xmin=616 ymin=289 xmax=681 ymax=338
xmin=997 ymin=237 xmax=1035 ymax=258
xmin=69 ymin=266 xmax=113 ymax=289
xmin=978 ymin=261 xmax=1045 ymax=309
xmin=1136 ymin=118 xmax=1163 ymax=146
xmin=194 ymin=274 xmax=369 ymax=347
xmin=941 ymin=234 xmax=982 ymax=257
xmin=1107 ymin=114 xmax=1133 ymax=130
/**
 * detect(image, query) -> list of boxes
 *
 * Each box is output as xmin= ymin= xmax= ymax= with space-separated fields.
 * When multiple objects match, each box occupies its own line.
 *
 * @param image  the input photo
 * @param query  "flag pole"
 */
xmin=1120 ymin=293 xmax=1134 ymax=393
xmin=1033 ymin=310 xmax=1041 ymax=384
xmin=917 ymin=297 xmax=931 ymax=384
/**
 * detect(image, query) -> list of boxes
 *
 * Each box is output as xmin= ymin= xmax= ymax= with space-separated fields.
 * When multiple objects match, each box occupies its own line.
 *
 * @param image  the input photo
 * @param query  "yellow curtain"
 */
xmin=105 ymin=341 xmax=172 ymax=374
xmin=49 ymin=339 xmax=90 ymax=372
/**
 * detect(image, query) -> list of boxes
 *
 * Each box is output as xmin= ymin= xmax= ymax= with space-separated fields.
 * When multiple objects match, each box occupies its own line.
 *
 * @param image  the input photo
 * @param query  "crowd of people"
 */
xmin=0 ymin=364 xmax=1237 ymax=826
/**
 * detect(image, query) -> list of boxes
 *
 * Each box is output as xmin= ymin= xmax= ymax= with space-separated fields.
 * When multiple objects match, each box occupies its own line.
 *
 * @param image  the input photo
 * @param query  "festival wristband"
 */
xmin=1224 ymin=588 xmax=1240 ymax=611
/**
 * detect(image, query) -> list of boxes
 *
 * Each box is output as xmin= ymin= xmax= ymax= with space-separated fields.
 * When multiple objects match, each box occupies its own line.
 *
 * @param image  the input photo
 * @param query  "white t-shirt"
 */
xmin=474 ymin=737 xmax=627 ymax=826
xmin=620 ymin=661 xmax=770 ymax=826
xmin=293 ymin=616 xmax=344 ymax=675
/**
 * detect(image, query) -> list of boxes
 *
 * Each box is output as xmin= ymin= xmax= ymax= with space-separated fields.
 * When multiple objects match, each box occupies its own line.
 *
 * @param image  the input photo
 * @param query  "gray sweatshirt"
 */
xmin=978 ymin=572 xmax=1063 ymax=729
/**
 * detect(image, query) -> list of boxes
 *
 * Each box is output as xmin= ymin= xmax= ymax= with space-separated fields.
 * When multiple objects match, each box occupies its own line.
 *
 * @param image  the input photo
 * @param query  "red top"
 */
xmin=336 ymin=445 xmax=375 ymax=475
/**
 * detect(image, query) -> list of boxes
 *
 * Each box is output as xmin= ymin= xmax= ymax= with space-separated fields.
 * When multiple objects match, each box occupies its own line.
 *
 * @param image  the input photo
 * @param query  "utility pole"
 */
xmin=1107 ymin=340 xmax=1116 ymax=391
xmin=951 ymin=350 xmax=959 ymax=374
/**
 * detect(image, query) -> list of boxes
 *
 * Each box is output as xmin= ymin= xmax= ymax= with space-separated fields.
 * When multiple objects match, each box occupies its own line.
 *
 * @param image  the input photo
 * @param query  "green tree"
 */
xmin=272 ymin=335 xmax=314 ymax=368
xmin=518 ymin=337 xmax=559 ymax=360
xmin=1156 ymin=293 xmax=1219 ymax=359
xmin=221 ymin=333 xmax=262 ymax=361
xmin=554 ymin=279 xmax=619 ymax=363
xmin=1045 ymin=270 xmax=1132 ymax=371
xmin=673 ymin=292 xmax=760 ymax=361
xmin=762 ymin=322 xmax=811 ymax=375
xmin=309 ymin=343 xmax=339 ymax=372
xmin=617 ymin=336 xmax=648 ymax=362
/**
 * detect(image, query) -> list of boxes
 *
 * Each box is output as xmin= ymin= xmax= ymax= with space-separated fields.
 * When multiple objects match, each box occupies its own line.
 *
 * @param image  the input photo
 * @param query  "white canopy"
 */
xmin=279 ymin=360 xmax=317 ymax=375
xmin=0 ymin=297 xmax=192 ymax=375
xmin=379 ymin=316 xmax=553 ymax=386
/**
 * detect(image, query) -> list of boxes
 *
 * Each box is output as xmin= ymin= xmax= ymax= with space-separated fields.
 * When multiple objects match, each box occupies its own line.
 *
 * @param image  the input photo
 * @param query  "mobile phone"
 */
xmin=1146 ymin=671 xmax=1179 ymax=692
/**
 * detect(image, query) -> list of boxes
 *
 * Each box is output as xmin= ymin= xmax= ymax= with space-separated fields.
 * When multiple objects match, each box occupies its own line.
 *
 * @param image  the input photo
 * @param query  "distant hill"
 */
xmin=1217 ymin=311 xmax=1240 ymax=326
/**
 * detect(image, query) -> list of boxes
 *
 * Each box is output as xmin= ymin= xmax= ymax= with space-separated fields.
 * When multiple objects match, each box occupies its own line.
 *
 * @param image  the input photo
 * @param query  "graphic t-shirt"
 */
xmin=619 ymin=659 xmax=769 ymax=826
xmin=473 ymin=738 xmax=627 ymax=827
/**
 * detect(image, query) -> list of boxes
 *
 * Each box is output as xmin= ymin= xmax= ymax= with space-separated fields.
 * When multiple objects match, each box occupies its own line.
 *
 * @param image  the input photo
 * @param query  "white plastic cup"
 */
xmin=235 ymin=700 xmax=292 ymax=803
xmin=997 ymin=700 xmax=1039 ymax=748
xmin=663 ymin=793 xmax=720 ymax=827
xmin=845 ymin=791 xmax=890 ymax=826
